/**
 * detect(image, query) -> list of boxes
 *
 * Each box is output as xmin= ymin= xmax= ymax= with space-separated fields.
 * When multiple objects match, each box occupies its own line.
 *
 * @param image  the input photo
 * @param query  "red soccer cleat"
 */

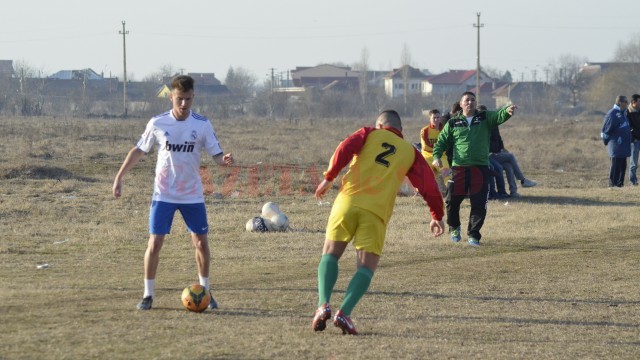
xmin=333 ymin=310 xmax=358 ymax=335
xmin=312 ymin=303 xmax=332 ymax=332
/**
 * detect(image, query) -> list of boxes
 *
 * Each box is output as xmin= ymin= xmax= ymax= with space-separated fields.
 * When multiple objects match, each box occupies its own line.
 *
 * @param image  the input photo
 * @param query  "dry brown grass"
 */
xmin=1 ymin=114 xmax=640 ymax=359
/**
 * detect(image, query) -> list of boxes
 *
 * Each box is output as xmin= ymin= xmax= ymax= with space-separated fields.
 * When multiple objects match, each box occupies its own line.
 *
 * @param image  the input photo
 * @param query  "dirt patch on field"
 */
xmin=0 ymin=164 xmax=96 ymax=182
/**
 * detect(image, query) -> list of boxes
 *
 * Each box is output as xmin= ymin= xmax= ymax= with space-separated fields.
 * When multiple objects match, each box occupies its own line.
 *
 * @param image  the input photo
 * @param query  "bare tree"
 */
xmin=142 ymin=63 xmax=176 ymax=83
xmin=481 ymin=66 xmax=514 ymax=83
xmin=547 ymin=54 xmax=588 ymax=107
xmin=13 ymin=60 xmax=39 ymax=78
xmin=584 ymin=65 xmax=640 ymax=112
xmin=8 ymin=60 xmax=46 ymax=116
xmin=613 ymin=34 xmax=640 ymax=63
xmin=121 ymin=64 xmax=175 ymax=118
xmin=13 ymin=59 xmax=41 ymax=95
xmin=353 ymin=47 xmax=370 ymax=105
xmin=224 ymin=66 xmax=257 ymax=115
xmin=400 ymin=43 xmax=412 ymax=113
xmin=250 ymin=79 xmax=287 ymax=119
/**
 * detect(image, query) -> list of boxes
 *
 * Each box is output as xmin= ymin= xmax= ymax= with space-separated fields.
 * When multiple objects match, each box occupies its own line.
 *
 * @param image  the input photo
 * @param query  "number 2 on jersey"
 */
xmin=375 ymin=142 xmax=396 ymax=167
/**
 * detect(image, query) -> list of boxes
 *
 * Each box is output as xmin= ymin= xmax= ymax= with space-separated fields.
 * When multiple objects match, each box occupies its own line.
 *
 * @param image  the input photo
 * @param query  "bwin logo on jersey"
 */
xmin=165 ymin=141 xmax=196 ymax=152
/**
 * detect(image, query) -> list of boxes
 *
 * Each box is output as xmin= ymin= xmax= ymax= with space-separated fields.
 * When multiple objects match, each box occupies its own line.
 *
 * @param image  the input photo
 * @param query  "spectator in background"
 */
xmin=488 ymin=156 xmax=509 ymax=200
xmin=440 ymin=102 xmax=461 ymax=164
xmin=478 ymin=104 xmax=509 ymax=200
xmin=626 ymin=94 xmax=640 ymax=185
xmin=441 ymin=102 xmax=462 ymax=123
xmin=480 ymin=105 xmax=535 ymax=198
xmin=484 ymin=104 xmax=537 ymax=198
xmin=601 ymin=95 xmax=631 ymax=188
xmin=420 ymin=109 xmax=450 ymax=193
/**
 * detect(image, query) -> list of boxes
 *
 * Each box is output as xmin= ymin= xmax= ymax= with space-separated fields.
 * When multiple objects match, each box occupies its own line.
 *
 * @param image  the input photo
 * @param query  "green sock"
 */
xmin=340 ymin=267 xmax=374 ymax=316
xmin=317 ymin=254 xmax=339 ymax=307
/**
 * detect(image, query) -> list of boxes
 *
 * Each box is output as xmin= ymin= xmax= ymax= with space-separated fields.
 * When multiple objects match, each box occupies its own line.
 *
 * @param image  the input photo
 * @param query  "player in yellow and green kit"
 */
xmin=420 ymin=109 xmax=450 ymax=193
xmin=311 ymin=110 xmax=445 ymax=335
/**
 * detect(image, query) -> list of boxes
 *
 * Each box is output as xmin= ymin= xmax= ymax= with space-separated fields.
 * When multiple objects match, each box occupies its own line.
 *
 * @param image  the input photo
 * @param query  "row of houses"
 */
xmin=289 ymin=63 xmax=547 ymax=109
xmin=290 ymin=62 xmax=639 ymax=110
xmin=0 ymin=60 xmax=533 ymax=102
xmin=1 ymin=59 xmax=633 ymax=114
xmin=0 ymin=61 xmax=229 ymax=103
xmin=288 ymin=63 xmax=494 ymax=98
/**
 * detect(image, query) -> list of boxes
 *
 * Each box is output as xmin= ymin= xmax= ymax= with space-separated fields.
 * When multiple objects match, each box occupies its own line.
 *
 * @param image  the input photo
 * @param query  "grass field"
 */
xmin=1 ymin=114 xmax=640 ymax=359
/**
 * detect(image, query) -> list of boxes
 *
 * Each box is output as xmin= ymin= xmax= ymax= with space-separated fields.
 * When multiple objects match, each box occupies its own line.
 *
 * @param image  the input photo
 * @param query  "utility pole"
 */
xmin=269 ymin=68 xmax=275 ymax=90
xmin=19 ymin=68 xmax=24 ymax=95
xmin=474 ymin=12 xmax=483 ymax=103
xmin=119 ymin=21 xmax=129 ymax=117
xmin=544 ymin=67 xmax=550 ymax=84
xmin=268 ymin=68 xmax=276 ymax=119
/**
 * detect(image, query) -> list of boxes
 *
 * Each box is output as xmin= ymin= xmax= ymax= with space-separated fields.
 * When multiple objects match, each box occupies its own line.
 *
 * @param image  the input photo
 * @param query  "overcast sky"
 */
xmin=2 ymin=0 xmax=637 ymax=83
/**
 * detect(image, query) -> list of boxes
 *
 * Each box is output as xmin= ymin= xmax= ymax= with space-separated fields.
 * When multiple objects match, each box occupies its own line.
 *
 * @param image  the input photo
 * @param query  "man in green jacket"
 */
xmin=432 ymin=92 xmax=518 ymax=246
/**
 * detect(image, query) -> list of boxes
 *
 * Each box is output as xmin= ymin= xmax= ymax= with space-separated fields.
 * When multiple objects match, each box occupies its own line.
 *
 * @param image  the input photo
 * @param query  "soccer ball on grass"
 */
xmin=181 ymin=284 xmax=211 ymax=313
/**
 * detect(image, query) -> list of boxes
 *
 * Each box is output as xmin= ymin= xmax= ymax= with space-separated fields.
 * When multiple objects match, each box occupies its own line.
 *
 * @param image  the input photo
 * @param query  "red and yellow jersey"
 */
xmin=324 ymin=127 xmax=443 ymax=223
xmin=420 ymin=124 xmax=441 ymax=153
xmin=420 ymin=124 xmax=449 ymax=170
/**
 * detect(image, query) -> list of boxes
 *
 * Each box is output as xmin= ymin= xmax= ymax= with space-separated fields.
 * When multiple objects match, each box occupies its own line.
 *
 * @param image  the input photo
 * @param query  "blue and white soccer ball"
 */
xmin=246 ymin=216 xmax=270 ymax=232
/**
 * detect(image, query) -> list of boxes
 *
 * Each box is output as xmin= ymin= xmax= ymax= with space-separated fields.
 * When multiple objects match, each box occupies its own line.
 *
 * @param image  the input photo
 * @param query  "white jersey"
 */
xmin=136 ymin=110 xmax=223 ymax=204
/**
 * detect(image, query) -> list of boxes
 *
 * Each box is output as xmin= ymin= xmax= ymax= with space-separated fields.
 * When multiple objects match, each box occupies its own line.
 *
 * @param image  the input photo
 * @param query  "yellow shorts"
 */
xmin=325 ymin=203 xmax=386 ymax=256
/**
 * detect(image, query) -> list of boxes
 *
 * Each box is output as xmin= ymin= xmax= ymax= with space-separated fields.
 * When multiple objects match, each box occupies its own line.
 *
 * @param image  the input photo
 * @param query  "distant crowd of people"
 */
xmin=601 ymin=94 xmax=640 ymax=187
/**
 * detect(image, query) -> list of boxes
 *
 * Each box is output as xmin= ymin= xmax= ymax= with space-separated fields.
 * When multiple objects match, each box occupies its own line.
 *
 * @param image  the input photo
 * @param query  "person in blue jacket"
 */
xmin=601 ymin=95 xmax=631 ymax=187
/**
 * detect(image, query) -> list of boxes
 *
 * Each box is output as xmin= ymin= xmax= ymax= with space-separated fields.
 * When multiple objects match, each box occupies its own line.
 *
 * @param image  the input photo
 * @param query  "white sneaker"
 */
xmin=521 ymin=179 xmax=537 ymax=187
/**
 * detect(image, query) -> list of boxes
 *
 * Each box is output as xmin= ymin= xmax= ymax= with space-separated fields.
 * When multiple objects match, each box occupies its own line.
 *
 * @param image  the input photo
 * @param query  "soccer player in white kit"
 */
xmin=112 ymin=75 xmax=233 ymax=310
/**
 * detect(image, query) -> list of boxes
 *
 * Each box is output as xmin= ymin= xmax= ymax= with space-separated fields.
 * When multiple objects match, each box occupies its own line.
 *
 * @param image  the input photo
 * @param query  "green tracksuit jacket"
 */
xmin=432 ymin=107 xmax=512 ymax=167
